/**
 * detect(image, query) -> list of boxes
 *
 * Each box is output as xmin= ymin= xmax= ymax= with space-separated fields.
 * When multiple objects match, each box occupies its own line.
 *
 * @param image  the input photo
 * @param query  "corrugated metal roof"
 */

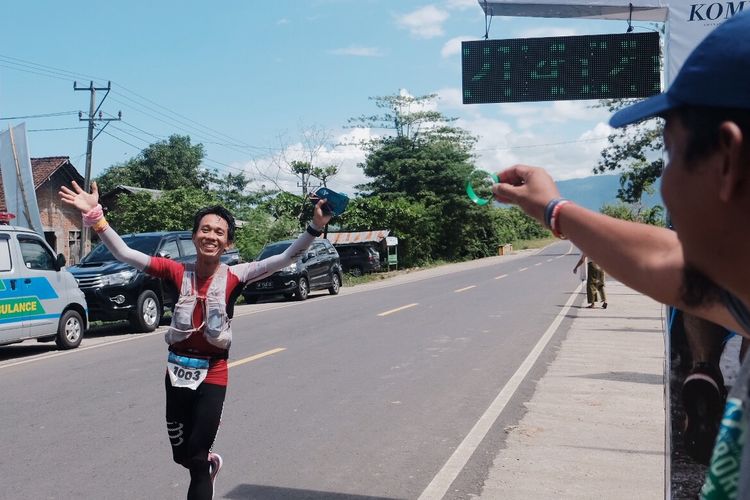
xmin=325 ymin=229 xmax=390 ymax=245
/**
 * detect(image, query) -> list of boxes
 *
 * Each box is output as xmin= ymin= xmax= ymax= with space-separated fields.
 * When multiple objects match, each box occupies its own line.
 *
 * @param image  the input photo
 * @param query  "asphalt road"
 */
xmin=0 ymin=241 xmax=584 ymax=500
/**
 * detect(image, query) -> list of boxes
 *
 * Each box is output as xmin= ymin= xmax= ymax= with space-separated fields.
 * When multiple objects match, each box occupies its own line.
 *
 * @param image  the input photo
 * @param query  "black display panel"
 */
xmin=462 ymin=32 xmax=661 ymax=104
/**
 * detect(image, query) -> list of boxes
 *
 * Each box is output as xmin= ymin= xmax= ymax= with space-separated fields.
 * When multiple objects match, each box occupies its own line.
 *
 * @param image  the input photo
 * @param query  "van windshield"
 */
xmin=257 ymin=242 xmax=291 ymax=260
xmin=82 ymin=235 xmax=162 ymax=263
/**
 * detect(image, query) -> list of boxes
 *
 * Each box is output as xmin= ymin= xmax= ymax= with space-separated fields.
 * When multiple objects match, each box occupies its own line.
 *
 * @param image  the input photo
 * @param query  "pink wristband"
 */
xmin=82 ymin=204 xmax=104 ymax=227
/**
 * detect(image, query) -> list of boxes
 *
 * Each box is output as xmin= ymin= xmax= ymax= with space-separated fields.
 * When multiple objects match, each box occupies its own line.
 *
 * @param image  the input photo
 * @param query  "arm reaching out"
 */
xmin=59 ymin=181 xmax=150 ymax=271
xmin=492 ymin=165 xmax=741 ymax=333
xmin=232 ymin=198 xmax=333 ymax=284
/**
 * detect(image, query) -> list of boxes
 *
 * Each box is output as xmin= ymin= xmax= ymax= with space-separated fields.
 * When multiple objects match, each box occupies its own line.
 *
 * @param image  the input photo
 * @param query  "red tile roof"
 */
xmin=0 ymin=156 xmax=73 ymax=211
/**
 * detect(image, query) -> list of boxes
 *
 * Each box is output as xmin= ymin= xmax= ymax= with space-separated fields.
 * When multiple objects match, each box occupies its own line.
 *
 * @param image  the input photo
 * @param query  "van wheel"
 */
xmin=295 ymin=277 xmax=309 ymax=301
xmin=328 ymin=273 xmax=341 ymax=295
xmin=130 ymin=290 xmax=161 ymax=332
xmin=56 ymin=310 xmax=83 ymax=349
xmin=349 ymin=266 xmax=363 ymax=277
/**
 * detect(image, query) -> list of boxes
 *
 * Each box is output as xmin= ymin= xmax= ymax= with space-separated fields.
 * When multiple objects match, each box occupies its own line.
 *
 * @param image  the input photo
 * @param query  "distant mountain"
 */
xmin=556 ymin=174 xmax=662 ymax=212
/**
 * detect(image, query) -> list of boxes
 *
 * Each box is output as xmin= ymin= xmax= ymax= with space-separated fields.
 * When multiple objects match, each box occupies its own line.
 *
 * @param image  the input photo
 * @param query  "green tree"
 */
xmin=96 ymin=135 xmax=211 ymax=193
xmin=349 ymin=92 xmax=507 ymax=263
xmin=593 ymin=99 xmax=664 ymax=206
xmin=233 ymin=208 xmax=299 ymax=261
xmin=600 ymin=202 xmax=665 ymax=226
xmin=106 ymin=187 xmax=217 ymax=234
xmin=338 ymin=195 xmax=434 ymax=266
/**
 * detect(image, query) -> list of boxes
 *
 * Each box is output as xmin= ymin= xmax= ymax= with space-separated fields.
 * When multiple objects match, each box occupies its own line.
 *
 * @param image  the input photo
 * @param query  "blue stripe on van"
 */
xmin=0 ymin=278 xmax=59 ymax=300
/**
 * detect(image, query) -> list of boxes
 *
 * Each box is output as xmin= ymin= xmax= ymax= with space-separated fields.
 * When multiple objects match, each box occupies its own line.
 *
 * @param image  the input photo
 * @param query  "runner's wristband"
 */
xmin=91 ymin=217 xmax=109 ymax=234
xmin=550 ymin=200 xmax=571 ymax=239
xmin=306 ymin=224 xmax=323 ymax=237
xmin=544 ymin=198 xmax=563 ymax=229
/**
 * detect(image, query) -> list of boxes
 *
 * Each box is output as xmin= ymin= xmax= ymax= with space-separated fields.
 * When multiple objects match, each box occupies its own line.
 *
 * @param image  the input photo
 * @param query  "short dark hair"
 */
xmin=192 ymin=205 xmax=236 ymax=242
xmin=672 ymin=106 xmax=750 ymax=168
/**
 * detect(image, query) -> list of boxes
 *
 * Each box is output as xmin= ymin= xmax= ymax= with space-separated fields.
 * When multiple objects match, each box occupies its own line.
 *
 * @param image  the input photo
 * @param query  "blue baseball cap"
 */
xmin=610 ymin=10 xmax=750 ymax=128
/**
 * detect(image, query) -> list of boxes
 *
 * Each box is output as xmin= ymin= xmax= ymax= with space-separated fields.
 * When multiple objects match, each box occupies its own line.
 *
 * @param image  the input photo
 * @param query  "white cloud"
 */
xmin=329 ymin=46 xmax=384 ymax=57
xmin=441 ymin=35 xmax=474 ymax=58
xmin=494 ymin=100 xmax=609 ymax=129
xmin=240 ymin=127 xmax=376 ymax=196
xmin=276 ymin=18 xmax=290 ymax=25
xmin=431 ymin=93 xmax=612 ymax=181
xmin=444 ymin=0 xmax=478 ymax=10
xmin=435 ymin=87 xmax=464 ymax=109
xmin=395 ymin=5 xmax=449 ymax=39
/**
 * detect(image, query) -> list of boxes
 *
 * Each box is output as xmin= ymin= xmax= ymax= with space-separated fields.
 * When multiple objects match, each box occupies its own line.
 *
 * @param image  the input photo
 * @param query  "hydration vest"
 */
xmin=165 ymin=263 xmax=232 ymax=349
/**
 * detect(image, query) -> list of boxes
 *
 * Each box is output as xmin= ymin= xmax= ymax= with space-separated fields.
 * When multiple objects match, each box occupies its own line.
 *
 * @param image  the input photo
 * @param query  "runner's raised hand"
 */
xmin=59 ymin=181 xmax=100 ymax=214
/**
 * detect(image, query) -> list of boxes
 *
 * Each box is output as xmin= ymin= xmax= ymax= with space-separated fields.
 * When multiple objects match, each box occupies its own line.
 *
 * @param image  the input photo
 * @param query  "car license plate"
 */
xmin=257 ymin=280 xmax=273 ymax=289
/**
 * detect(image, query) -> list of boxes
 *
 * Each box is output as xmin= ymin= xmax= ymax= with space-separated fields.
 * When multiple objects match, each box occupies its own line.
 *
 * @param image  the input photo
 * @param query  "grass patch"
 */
xmin=511 ymin=236 xmax=557 ymax=250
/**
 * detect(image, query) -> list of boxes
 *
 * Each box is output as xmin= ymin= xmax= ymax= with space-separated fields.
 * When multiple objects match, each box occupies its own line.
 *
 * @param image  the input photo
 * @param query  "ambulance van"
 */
xmin=0 ymin=218 xmax=87 ymax=349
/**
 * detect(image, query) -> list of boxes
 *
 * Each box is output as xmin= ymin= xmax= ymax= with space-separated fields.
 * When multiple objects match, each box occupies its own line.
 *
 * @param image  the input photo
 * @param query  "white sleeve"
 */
xmin=98 ymin=226 xmax=151 ymax=271
xmin=232 ymin=231 xmax=316 ymax=284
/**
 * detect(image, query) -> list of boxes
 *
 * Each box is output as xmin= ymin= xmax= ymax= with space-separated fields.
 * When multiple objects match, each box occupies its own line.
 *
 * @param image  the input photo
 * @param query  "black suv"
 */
xmin=335 ymin=244 xmax=381 ymax=276
xmin=69 ymin=231 xmax=196 ymax=332
xmin=242 ymin=238 xmax=342 ymax=303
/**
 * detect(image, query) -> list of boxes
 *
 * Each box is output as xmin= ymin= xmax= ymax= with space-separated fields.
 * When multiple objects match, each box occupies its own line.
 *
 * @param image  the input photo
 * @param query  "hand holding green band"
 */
xmin=466 ymin=170 xmax=499 ymax=206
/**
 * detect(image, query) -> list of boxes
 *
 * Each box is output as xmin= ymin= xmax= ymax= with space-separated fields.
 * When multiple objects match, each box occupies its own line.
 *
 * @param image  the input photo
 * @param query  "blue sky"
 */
xmin=0 ymin=1 xmax=657 ymax=196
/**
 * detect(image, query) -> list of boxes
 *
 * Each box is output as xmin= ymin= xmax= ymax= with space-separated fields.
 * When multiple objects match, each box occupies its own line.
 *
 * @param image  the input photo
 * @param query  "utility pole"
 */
xmin=74 ymin=81 xmax=121 ymax=260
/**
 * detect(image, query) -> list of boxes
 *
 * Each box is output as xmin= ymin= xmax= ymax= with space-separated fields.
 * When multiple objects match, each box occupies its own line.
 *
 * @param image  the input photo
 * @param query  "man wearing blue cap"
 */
xmin=491 ymin=10 xmax=750 ymax=499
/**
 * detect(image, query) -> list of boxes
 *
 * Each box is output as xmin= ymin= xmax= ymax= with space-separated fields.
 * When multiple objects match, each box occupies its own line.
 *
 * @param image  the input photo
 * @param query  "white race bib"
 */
xmin=167 ymin=352 xmax=209 ymax=390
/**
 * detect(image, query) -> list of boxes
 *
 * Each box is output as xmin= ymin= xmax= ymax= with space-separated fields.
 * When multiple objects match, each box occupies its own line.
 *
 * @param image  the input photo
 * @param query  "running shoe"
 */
xmin=208 ymin=452 xmax=223 ymax=497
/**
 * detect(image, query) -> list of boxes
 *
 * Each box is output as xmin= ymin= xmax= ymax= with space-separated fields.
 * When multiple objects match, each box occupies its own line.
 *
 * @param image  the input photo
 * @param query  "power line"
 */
xmin=28 ymin=126 xmax=88 ymax=132
xmin=0 ymin=53 xmax=280 ymax=158
xmin=0 ymin=111 xmax=78 ymax=120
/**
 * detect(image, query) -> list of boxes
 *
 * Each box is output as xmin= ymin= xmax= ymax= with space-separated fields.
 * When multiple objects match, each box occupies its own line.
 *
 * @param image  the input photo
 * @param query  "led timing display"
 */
xmin=462 ymin=32 xmax=661 ymax=104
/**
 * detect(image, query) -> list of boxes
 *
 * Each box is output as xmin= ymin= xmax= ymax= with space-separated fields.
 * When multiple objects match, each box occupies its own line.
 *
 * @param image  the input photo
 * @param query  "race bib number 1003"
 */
xmin=167 ymin=352 xmax=209 ymax=390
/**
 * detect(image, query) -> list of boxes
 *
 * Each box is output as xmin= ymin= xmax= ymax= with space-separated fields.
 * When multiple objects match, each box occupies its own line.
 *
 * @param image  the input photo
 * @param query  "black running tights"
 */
xmin=165 ymin=375 xmax=226 ymax=500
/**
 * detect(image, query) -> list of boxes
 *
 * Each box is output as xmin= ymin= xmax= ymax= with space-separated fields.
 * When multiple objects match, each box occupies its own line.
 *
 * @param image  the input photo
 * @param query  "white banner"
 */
xmin=666 ymin=2 xmax=746 ymax=84
xmin=478 ymin=0 xmax=668 ymax=21
xmin=0 ymin=123 xmax=44 ymax=234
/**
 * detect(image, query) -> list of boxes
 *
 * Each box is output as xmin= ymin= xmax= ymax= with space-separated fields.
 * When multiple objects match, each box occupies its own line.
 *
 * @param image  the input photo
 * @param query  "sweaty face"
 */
xmin=193 ymin=214 xmax=229 ymax=260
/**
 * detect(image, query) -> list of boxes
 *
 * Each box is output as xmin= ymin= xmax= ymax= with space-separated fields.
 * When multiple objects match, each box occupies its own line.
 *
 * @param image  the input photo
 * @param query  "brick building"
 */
xmin=0 ymin=156 xmax=85 ymax=264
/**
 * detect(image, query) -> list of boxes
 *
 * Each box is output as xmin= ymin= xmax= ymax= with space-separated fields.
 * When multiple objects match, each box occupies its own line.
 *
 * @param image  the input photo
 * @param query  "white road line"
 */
xmin=0 ymin=329 xmax=163 ymax=370
xmin=228 ymin=347 xmax=286 ymax=368
xmin=377 ymin=303 xmax=419 ymax=317
xmin=518 ymin=267 xmax=529 ymax=272
xmin=454 ymin=285 xmax=476 ymax=293
xmin=494 ymin=274 xmax=508 ymax=280
xmin=535 ymin=262 xmax=543 ymax=266
xmin=418 ymin=282 xmax=583 ymax=500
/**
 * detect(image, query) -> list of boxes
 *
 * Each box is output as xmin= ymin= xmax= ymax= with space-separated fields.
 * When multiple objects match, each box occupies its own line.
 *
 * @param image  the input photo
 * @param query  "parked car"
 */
xmin=335 ymin=244 xmax=381 ymax=276
xmin=220 ymin=248 xmax=242 ymax=266
xmin=242 ymin=238 xmax=342 ymax=303
xmin=0 ymin=222 xmax=88 ymax=349
xmin=69 ymin=231 xmax=196 ymax=332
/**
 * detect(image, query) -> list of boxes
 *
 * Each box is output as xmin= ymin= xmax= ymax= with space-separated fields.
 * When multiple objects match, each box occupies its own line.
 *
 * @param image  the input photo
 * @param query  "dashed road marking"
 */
xmin=378 ymin=303 xmax=419 ymax=317
xmin=229 ymin=347 xmax=286 ymax=368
